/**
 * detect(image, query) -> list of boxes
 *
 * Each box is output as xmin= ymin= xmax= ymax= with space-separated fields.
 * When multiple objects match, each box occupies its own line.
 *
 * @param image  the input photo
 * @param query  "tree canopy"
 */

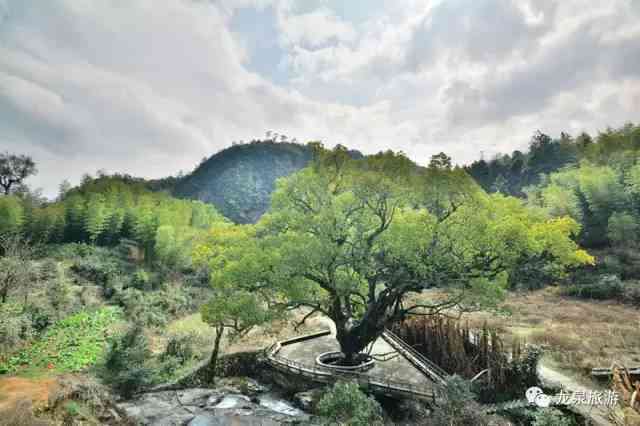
xmin=208 ymin=146 xmax=593 ymax=361
xmin=0 ymin=152 xmax=37 ymax=195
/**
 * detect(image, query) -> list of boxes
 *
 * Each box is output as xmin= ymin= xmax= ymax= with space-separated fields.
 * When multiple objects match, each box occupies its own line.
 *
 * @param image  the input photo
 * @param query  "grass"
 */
xmin=460 ymin=287 xmax=640 ymax=378
xmin=0 ymin=307 xmax=123 ymax=376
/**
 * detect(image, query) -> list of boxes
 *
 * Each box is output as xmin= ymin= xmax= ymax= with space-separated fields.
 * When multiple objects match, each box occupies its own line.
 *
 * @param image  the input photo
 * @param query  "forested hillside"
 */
xmin=466 ymin=122 xmax=640 ymax=293
xmin=174 ymin=141 xmax=313 ymax=223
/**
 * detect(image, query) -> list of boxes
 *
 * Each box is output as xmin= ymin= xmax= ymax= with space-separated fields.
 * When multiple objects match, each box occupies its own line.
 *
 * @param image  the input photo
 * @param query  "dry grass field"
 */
xmin=460 ymin=287 xmax=640 ymax=380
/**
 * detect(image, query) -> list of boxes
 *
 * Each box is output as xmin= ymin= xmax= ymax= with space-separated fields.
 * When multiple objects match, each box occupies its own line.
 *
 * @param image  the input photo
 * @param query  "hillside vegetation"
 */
xmin=0 ymin=130 xmax=639 ymax=425
xmin=175 ymin=141 xmax=313 ymax=223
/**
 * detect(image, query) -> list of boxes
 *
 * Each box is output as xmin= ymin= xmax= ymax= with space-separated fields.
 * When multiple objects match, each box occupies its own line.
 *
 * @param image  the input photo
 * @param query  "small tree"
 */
xmin=196 ymin=224 xmax=273 ymax=382
xmin=317 ymin=381 xmax=383 ymax=426
xmin=0 ymin=152 xmax=37 ymax=195
xmin=200 ymin=290 xmax=271 ymax=382
xmin=0 ymin=234 xmax=36 ymax=304
xmin=429 ymin=152 xmax=453 ymax=170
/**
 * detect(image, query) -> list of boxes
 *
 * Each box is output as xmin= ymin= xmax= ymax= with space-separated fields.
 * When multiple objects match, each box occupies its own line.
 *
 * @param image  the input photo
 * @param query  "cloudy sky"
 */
xmin=1 ymin=0 xmax=639 ymax=197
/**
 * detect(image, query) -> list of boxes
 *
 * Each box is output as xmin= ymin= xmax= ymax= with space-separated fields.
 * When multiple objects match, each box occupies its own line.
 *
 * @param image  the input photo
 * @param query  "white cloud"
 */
xmin=277 ymin=6 xmax=356 ymax=48
xmin=0 ymin=0 xmax=639 ymax=198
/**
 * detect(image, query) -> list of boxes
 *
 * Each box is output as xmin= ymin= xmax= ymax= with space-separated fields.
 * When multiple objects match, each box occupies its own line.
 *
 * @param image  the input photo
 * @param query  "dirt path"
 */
xmin=0 ymin=376 xmax=58 ymax=413
xmin=538 ymin=363 xmax=614 ymax=426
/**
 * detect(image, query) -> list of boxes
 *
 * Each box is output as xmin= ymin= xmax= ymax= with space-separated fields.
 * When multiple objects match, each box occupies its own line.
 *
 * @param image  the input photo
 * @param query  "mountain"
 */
xmin=174 ymin=141 xmax=314 ymax=223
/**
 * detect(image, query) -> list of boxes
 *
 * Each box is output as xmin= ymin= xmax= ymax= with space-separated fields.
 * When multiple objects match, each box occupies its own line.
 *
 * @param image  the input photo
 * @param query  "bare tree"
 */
xmin=0 ymin=152 xmax=37 ymax=195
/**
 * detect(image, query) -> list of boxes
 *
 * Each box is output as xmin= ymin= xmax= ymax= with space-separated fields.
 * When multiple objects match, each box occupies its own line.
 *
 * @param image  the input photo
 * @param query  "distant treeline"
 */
xmin=0 ymin=174 xmax=228 ymax=264
xmin=466 ymin=123 xmax=640 ymax=250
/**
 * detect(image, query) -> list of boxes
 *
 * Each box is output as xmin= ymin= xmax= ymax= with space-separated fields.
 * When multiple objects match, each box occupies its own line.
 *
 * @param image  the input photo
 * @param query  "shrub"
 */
xmin=431 ymin=375 xmax=491 ymax=426
xmin=317 ymin=381 xmax=384 ymax=426
xmin=562 ymin=274 xmax=624 ymax=299
xmin=101 ymin=325 xmax=155 ymax=398
xmin=623 ymin=282 xmax=640 ymax=306
xmin=0 ymin=307 xmax=122 ymax=374
xmin=532 ymin=408 xmax=576 ymax=426
xmin=162 ymin=333 xmax=195 ymax=364
xmin=0 ymin=303 xmax=34 ymax=358
xmin=22 ymin=302 xmax=54 ymax=332
xmin=48 ymin=263 xmax=73 ymax=317
xmin=116 ymin=288 xmax=169 ymax=327
xmin=131 ymin=268 xmax=151 ymax=290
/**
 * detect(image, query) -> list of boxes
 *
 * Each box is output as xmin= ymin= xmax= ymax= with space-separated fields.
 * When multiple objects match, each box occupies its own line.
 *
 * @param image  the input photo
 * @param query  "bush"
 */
xmin=116 ymin=288 xmax=169 ymax=327
xmin=317 ymin=381 xmax=384 ymax=426
xmin=0 ymin=304 xmax=34 ymax=358
xmin=623 ymin=282 xmax=640 ymax=306
xmin=71 ymin=253 xmax=121 ymax=287
xmin=431 ymin=375 xmax=491 ymax=426
xmin=562 ymin=274 xmax=624 ymax=300
xmin=162 ymin=333 xmax=195 ymax=364
xmin=101 ymin=325 xmax=155 ymax=398
xmin=22 ymin=303 xmax=54 ymax=332
xmin=532 ymin=408 xmax=576 ymax=426
xmin=48 ymin=263 xmax=73 ymax=317
xmin=131 ymin=268 xmax=151 ymax=290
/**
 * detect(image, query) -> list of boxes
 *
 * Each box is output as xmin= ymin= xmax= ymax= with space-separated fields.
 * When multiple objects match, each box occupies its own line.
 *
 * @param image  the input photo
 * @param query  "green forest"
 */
xmin=1 ymin=123 xmax=640 ymax=425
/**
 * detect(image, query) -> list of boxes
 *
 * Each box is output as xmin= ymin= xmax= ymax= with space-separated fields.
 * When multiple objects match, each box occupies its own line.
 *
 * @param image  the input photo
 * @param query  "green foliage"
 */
xmin=117 ymin=284 xmax=194 ymax=327
xmin=317 ymin=381 xmax=384 ymax=426
xmin=48 ymin=263 xmax=74 ymax=318
xmin=100 ymin=324 xmax=155 ymax=398
xmin=608 ymin=212 xmax=638 ymax=247
xmin=0 ymin=195 xmax=25 ymax=235
xmin=562 ymin=274 xmax=624 ymax=300
xmin=70 ymin=246 xmax=124 ymax=297
xmin=0 ymin=307 xmax=122 ymax=375
xmin=209 ymin=146 xmax=592 ymax=357
xmin=467 ymin=123 xmax=640 ymax=198
xmin=132 ymin=268 xmax=151 ymax=290
xmin=0 ymin=234 xmax=37 ymax=304
xmin=0 ymin=303 xmax=35 ymax=356
xmin=7 ymin=174 xmax=228 ymax=263
xmin=532 ymin=408 xmax=576 ymax=426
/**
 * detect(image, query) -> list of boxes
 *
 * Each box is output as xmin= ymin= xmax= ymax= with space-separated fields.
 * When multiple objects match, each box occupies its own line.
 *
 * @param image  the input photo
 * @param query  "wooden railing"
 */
xmin=381 ymin=328 xmax=449 ymax=386
xmin=264 ymin=329 xmax=441 ymax=402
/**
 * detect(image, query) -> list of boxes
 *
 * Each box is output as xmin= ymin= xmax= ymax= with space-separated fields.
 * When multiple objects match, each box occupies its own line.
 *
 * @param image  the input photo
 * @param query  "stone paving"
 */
xmin=276 ymin=329 xmax=438 ymax=390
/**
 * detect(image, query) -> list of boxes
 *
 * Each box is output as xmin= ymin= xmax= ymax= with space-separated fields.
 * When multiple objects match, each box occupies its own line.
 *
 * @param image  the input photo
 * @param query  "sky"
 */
xmin=1 ymin=0 xmax=639 ymax=197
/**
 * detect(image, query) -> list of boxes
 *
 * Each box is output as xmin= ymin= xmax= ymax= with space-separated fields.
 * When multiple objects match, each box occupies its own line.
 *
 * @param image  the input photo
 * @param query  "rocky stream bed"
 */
xmin=117 ymin=378 xmax=314 ymax=425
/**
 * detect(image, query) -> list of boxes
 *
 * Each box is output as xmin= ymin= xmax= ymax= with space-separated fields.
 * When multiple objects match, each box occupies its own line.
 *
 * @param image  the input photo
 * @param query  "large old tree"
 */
xmin=212 ymin=146 xmax=593 ymax=363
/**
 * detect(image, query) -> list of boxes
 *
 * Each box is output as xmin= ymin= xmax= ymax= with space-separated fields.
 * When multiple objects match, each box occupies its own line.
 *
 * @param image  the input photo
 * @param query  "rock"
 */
xmin=214 ymin=394 xmax=252 ymax=409
xmin=293 ymin=389 xmax=323 ymax=412
xmin=188 ymin=413 xmax=226 ymax=426
xmin=176 ymin=388 xmax=218 ymax=407
xmin=189 ymin=413 xmax=281 ymax=426
xmin=118 ymin=379 xmax=310 ymax=425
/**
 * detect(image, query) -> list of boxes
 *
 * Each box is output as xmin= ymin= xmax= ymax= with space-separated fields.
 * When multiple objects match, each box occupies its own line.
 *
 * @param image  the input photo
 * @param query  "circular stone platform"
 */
xmin=315 ymin=351 xmax=375 ymax=372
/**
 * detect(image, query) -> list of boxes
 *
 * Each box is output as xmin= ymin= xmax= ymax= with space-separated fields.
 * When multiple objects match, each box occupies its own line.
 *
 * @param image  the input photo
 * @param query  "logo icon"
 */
xmin=526 ymin=387 xmax=551 ymax=407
